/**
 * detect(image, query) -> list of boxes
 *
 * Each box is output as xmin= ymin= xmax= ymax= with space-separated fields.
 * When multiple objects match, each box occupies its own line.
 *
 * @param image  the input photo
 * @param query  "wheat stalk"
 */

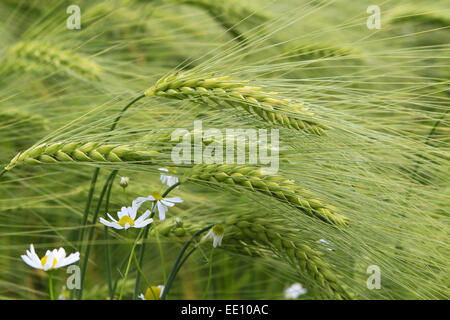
xmin=6 ymin=41 xmax=102 ymax=80
xmin=152 ymin=216 xmax=351 ymax=299
xmin=5 ymin=142 xmax=159 ymax=171
xmin=145 ymin=73 xmax=328 ymax=135
xmin=185 ymin=164 xmax=348 ymax=226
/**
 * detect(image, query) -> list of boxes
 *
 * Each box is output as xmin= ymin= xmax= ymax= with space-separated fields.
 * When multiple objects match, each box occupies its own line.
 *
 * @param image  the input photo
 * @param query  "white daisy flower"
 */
xmin=138 ymin=285 xmax=165 ymax=300
xmin=203 ymin=224 xmax=225 ymax=248
xmin=284 ymin=283 xmax=307 ymax=299
xmin=21 ymin=244 xmax=80 ymax=271
xmin=119 ymin=176 xmax=129 ymax=189
xmin=99 ymin=206 xmax=153 ymax=230
xmin=158 ymin=168 xmax=179 ymax=187
xmin=133 ymin=192 xmax=183 ymax=221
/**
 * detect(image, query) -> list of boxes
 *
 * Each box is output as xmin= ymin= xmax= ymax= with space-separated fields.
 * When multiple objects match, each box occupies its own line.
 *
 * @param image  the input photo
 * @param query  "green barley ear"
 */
xmin=144 ymin=73 xmax=328 ymax=135
xmin=185 ymin=164 xmax=348 ymax=226
xmin=152 ymin=216 xmax=350 ymax=299
xmin=388 ymin=6 xmax=450 ymax=28
xmin=4 ymin=142 xmax=160 ymax=171
xmin=225 ymin=214 xmax=352 ymax=299
xmin=5 ymin=41 xmax=102 ymax=80
xmin=0 ymin=111 xmax=49 ymax=148
xmin=281 ymin=42 xmax=361 ymax=62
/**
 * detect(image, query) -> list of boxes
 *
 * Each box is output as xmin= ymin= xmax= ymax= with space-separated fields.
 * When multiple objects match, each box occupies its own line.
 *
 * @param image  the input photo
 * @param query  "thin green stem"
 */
xmin=77 ymin=169 xmax=99 ymax=249
xmin=104 ymin=175 xmax=115 ymax=300
xmin=202 ymin=247 xmax=215 ymax=300
xmin=132 ymin=252 xmax=151 ymax=289
xmin=174 ymin=246 xmax=197 ymax=277
xmin=111 ymin=251 xmax=133 ymax=298
xmin=211 ymin=14 xmax=248 ymax=45
xmin=78 ymin=170 xmax=118 ymax=299
xmin=160 ymin=224 xmax=214 ymax=300
xmin=109 ymin=94 xmax=145 ymax=132
xmin=133 ymin=181 xmax=181 ymax=298
xmin=0 ymin=168 xmax=6 ymax=179
xmin=76 ymin=93 xmax=145 ymax=298
xmin=48 ymin=272 xmax=54 ymax=300
xmin=104 ymin=227 xmax=113 ymax=299
xmin=162 ymin=181 xmax=182 ymax=199
xmin=77 ymin=95 xmax=145 ymax=245
xmin=155 ymin=230 xmax=167 ymax=283
xmin=119 ymin=230 xmax=143 ymax=300
xmin=410 ymin=107 xmax=449 ymax=182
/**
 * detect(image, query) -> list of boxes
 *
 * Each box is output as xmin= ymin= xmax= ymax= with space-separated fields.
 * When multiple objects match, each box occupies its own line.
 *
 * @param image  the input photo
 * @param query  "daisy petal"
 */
xmin=203 ymin=229 xmax=213 ymax=241
xmin=161 ymin=199 xmax=175 ymax=207
xmin=135 ymin=218 xmax=153 ymax=228
xmin=99 ymin=217 xmax=115 ymax=227
xmin=59 ymin=252 xmax=80 ymax=267
xmin=134 ymin=210 xmax=152 ymax=225
xmin=22 ymin=254 xmax=40 ymax=269
xmin=165 ymin=197 xmax=183 ymax=203
xmin=157 ymin=202 xmax=167 ymax=220
xmin=107 ymin=213 xmax=118 ymax=222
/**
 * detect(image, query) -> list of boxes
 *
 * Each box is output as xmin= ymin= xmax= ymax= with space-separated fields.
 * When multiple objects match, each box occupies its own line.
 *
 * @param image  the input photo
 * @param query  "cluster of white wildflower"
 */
xmin=20 ymin=165 xmax=229 ymax=301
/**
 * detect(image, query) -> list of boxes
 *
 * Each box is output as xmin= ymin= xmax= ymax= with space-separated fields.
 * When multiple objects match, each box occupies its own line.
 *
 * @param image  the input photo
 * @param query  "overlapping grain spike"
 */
xmin=6 ymin=41 xmax=102 ymax=80
xmin=185 ymin=164 xmax=348 ymax=226
xmin=152 ymin=216 xmax=351 ymax=299
xmin=388 ymin=6 xmax=450 ymax=27
xmin=145 ymin=73 xmax=328 ymax=135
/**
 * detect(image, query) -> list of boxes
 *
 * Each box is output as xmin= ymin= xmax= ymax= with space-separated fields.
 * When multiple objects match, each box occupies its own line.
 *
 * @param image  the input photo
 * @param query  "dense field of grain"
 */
xmin=0 ymin=0 xmax=448 ymax=300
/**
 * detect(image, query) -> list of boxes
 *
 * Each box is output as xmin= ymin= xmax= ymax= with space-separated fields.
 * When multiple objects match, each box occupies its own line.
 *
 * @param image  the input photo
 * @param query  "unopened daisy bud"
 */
xmin=174 ymin=217 xmax=183 ymax=227
xmin=203 ymin=224 xmax=225 ymax=248
xmin=119 ymin=176 xmax=129 ymax=189
xmin=138 ymin=285 xmax=165 ymax=300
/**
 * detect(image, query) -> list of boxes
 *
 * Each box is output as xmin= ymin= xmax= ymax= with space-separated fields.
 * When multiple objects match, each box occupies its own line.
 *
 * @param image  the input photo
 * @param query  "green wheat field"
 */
xmin=0 ymin=0 xmax=448 ymax=300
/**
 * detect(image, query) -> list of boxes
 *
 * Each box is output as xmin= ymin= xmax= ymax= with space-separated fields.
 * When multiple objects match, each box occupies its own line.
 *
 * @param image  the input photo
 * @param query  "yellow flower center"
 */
xmin=41 ymin=255 xmax=58 ymax=269
xmin=152 ymin=191 xmax=163 ymax=201
xmin=118 ymin=216 xmax=134 ymax=228
xmin=212 ymin=224 xmax=225 ymax=236
xmin=144 ymin=286 xmax=161 ymax=300
xmin=168 ymin=168 xmax=177 ymax=174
